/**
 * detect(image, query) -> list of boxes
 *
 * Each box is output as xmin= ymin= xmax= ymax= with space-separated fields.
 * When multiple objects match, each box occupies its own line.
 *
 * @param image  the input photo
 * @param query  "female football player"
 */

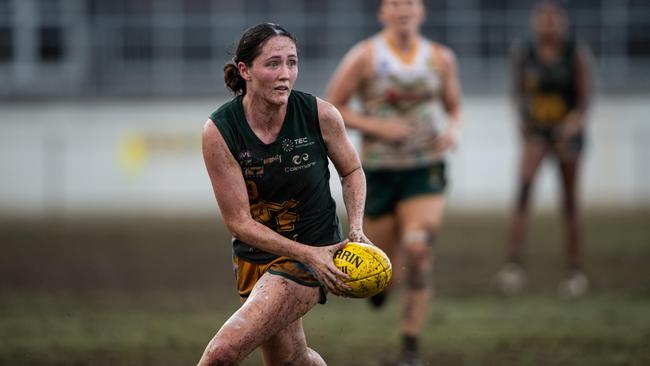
xmin=496 ymin=0 xmax=593 ymax=297
xmin=198 ymin=23 xmax=370 ymax=366
xmin=326 ymin=0 xmax=462 ymax=364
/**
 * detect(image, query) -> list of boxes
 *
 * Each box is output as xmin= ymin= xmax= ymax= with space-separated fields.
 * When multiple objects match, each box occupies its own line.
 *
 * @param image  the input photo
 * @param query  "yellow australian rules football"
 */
xmin=333 ymin=242 xmax=392 ymax=298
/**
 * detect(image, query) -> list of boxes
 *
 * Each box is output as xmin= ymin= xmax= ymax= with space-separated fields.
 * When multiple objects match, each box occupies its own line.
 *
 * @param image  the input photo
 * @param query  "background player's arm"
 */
xmin=326 ymin=41 xmax=412 ymax=143
xmin=561 ymin=43 xmax=593 ymax=137
xmin=510 ymin=42 xmax=529 ymax=138
xmin=316 ymin=99 xmax=371 ymax=245
xmin=201 ymin=119 xmax=349 ymax=295
xmin=434 ymin=45 xmax=463 ymax=152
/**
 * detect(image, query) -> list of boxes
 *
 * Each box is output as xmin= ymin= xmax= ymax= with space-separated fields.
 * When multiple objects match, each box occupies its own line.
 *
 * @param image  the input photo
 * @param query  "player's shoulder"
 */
xmin=342 ymin=36 xmax=375 ymax=64
xmin=434 ymin=42 xmax=455 ymax=59
xmin=209 ymin=96 xmax=240 ymax=125
xmin=289 ymin=89 xmax=319 ymax=119
xmin=332 ymin=37 xmax=375 ymax=82
xmin=425 ymin=38 xmax=457 ymax=69
xmin=315 ymin=96 xmax=348 ymax=139
xmin=315 ymin=96 xmax=341 ymax=123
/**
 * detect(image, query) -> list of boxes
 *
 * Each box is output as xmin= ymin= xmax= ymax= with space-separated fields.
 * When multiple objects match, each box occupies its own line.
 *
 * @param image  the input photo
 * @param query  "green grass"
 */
xmin=0 ymin=210 xmax=649 ymax=365
xmin=0 ymin=291 xmax=232 ymax=366
xmin=308 ymin=295 xmax=650 ymax=366
xmin=1 ymin=292 xmax=648 ymax=365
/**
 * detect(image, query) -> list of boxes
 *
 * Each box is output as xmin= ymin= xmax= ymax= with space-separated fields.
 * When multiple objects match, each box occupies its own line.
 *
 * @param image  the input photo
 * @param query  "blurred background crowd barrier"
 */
xmin=1 ymin=0 xmax=649 ymax=97
xmin=0 ymin=0 xmax=648 ymax=218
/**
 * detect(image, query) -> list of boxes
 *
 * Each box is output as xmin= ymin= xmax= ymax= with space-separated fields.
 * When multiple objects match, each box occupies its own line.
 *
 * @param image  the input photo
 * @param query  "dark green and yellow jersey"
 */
xmin=210 ymin=90 xmax=343 ymax=263
xmin=517 ymin=38 xmax=578 ymax=128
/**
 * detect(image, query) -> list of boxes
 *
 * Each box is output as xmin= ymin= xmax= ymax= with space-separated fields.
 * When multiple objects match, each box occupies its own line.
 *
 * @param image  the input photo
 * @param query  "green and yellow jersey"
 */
xmin=516 ymin=38 xmax=579 ymax=129
xmin=210 ymin=90 xmax=343 ymax=263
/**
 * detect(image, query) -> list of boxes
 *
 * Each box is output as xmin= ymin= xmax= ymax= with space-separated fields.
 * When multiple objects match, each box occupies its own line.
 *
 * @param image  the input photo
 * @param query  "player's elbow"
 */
xmin=444 ymin=102 xmax=461 ymax=119
xmin=197 ymin=344 xmax=240 ymax=366
xmin=222 ymin=215 xmax=252 ymax=240
xmin=225 ymin=221 xmax=245 ymax=240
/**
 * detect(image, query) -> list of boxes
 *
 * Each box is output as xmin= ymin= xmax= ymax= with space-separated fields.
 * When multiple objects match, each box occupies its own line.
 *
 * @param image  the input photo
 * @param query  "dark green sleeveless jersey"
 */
xmin=517 ymin=38 xmax=578 ymax=128
xmin=210 ymin=90 xmax=343 ymax=263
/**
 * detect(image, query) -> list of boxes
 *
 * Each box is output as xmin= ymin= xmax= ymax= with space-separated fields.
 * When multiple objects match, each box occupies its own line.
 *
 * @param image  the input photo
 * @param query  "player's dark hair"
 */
xmin=224 ymin=23 xmax=298 ymax=96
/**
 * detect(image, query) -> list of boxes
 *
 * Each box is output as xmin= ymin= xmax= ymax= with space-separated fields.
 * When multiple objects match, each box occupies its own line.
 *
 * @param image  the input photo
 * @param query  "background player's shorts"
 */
xmin=233 ymin=255 xmax=327 ymax=304
xmin=529 ymin=124 xmax=585 ymax=160
xmin=364 ymin=162 xmax=447 ymax=217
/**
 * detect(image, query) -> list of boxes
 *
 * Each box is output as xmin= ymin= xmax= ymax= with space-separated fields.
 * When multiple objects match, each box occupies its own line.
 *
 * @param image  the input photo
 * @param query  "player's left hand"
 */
xmin=556 ymin=112 xmax=582 ymax=141
xmin=348 ymin=227 xmax=373 ymax=246
xmin=432 ymin=127 xmax=459 ymax=153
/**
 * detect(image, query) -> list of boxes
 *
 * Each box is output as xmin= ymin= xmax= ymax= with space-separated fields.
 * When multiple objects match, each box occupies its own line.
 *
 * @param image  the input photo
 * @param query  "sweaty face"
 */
xmin=241 ymin=36 xmax=298 ymax=106
xmin=379 ymin=0 xmax=425 ymax=35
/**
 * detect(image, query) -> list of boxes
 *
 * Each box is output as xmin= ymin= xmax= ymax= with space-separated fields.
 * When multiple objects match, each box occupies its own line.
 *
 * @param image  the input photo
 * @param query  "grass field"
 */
xmin=1 ymin=210 xmax=649 ymax=365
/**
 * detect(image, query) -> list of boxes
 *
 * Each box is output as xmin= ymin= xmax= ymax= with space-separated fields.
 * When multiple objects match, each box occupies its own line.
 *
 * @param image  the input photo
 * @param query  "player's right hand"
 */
xmin=301 ymin=242 xmax=351 ymax=296
xmin=373 ymin=118 xmax=412 ymax=143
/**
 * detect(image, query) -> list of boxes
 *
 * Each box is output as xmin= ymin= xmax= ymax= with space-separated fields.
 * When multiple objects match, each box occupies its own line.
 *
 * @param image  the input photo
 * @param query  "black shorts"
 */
xmin=529 ymin=125 xmax=585 ymax=158
xmin=364 ymin=162 xmax=447 ymax=217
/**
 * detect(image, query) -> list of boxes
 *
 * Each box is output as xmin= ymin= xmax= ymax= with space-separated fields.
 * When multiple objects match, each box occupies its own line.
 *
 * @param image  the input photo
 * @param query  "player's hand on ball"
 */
xmin=348 ymin=227 xmax=373 ymax=246
xmin=301 ymin=241 xmax=351 ymax=297
xmin=333 ymin=242 xmax=392 ymax=298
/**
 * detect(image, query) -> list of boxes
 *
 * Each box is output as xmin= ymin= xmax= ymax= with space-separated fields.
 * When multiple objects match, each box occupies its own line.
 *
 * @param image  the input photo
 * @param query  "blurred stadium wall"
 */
xmin=1 ymin=0 xmax=649 ymax=96
xmin=0 ymin=0 xmax=648 ymax=218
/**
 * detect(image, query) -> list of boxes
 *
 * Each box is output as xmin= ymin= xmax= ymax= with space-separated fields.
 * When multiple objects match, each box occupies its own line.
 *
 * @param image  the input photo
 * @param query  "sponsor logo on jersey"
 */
xmin=244 ymin=166 xmax=264 ymax=177
xmin=263 ymin=154 xmax=282 ymax=165
xmin=281 ymin=138 xmax=295 ymax=152
xmin=285 ymin=162 xmax=316 ymax=172
xmin=292 ymin=153 xmax=309 ymax=165
xmin=294 ymin=137 xmax=314 ymax=149
xmin=286 ymin=153 xmax=315 ymax=172
xmin=238 ymin=150 xmax=252 ymax=160
xmin=283 ymin=137 xmax=314 ymax=151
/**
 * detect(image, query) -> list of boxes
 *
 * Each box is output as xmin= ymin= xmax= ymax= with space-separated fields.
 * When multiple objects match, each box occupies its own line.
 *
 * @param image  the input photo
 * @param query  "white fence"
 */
xmin=1 ymin=94 xmax=648 ymax=218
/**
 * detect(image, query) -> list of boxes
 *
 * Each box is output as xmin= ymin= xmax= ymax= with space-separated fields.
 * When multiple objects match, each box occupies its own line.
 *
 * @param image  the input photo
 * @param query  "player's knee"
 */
xmin=266 ymin=352 xmax=295 ymax=366
xmin=268 ymin=347 xmax=320 ymax=366
xmin=516 ymin=181 xmax=532 ymax=210
xmin=292 ymin=347 xmax=325 ymax=366
xmin=401 ymin=230 xmax=434 ymax=290
xmin=402 ymin=229 xmax=436 ymax=248
xmin=403 ymin=229 xmax=434 ymax=258
xmin=200 ymin=343 xmax=241 ymax=366
xmin=406 ymin=263 xmax=431 ymax=290
xmin=563 ymin=198 xmax=577 ymax=215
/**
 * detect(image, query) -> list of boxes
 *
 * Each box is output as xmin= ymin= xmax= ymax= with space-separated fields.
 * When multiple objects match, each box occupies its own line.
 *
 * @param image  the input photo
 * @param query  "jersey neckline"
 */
xmin=235 ymin=92 xmax=295 ymax=148
xmin=381 ymin=31 xmax=422 ymax=66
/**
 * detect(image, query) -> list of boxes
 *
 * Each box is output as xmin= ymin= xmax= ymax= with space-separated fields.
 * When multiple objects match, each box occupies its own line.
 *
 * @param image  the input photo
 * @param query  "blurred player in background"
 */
xmin=327 ymin=0 xmax=462 ymax=364
xmin=496 ymin=1 xmax=593 ymax=298
xmin=198 ymin=23 xmax=370 ymax=366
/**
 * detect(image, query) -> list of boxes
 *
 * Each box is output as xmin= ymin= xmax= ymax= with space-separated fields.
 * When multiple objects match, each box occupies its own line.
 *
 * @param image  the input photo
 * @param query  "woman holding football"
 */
xmin=326 ymin=0 xmax=462 ymax=364
xmin=198 ymin=23 xmax=370 ymax=366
